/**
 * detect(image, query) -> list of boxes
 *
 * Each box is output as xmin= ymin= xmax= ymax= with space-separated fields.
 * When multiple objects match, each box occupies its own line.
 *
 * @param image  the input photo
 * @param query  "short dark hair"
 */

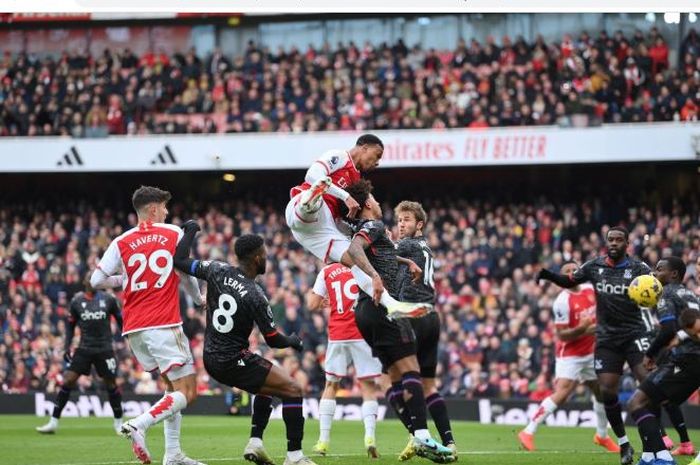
xmin=679 ymin=307 xmax=700 ymax=330
xmin=664 ymin=256 xmax=687 ymax=280
xmin=345 ymin=179 xmax=374 ymax=211
xmin=132 ymin=185 xmax=172 ymax=212
xmin=607 ymin=226 xmax=629 ymax=240
xmin=561 ymin=260 xmax=579 ymax=268
xmin=356 ymin=134 xmax=384 ymax=149
xmin=234 ymin=234 xmax=264 ymax=261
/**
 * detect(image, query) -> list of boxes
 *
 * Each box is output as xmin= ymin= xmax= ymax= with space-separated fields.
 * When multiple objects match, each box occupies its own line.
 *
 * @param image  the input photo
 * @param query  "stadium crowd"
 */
xmin=1 ymin=193 xmax=700 ymax=404
xmin=0 ymin=26 xmax=699 ymax=137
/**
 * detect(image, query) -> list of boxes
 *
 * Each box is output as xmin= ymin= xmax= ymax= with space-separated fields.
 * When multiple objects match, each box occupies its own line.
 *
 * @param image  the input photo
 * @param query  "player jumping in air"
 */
xmin=518 ymin=261 xmax=619 ymax=453
xmin=284 ymin=134 xmax=430 ymax=319
xmin=307 ymin=264 xmax=382 ymax=458
xmin=389 ymin=201 xmax=458 ymax=462
xmin=173 ymin=222 xmax=317 ymax=465
xmin=537 ymin=227 xmax=689 ymax=465
xmin=343 ymin=180 xmax=455 ymax=464
xmin=91 ymin=186 xmax=205 ymax=465
xmin=627 ymin=257 xmax=700 ymax=465
xmin=36 ymin=273 xmax=124 ymax=435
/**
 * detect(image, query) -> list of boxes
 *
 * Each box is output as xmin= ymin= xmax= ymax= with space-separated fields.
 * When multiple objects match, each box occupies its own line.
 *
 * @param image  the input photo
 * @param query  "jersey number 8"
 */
xmin=213 ymin=293 xmax=238 ymax=333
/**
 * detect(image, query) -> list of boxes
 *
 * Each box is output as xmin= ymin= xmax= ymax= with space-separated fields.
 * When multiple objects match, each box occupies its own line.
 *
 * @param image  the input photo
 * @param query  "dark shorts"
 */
xmin=639 ymin=356 xmax=700 ymax=405
xmin=354 ymin=298 xmax=416 ymax=369
xmin=594 ymin=334 xmax=649 ymax=375
xmin=203 ymin=351 xmax=273 ymax=394
xmin=410 ymin=312 xmax=440 ymax=378
xmin=68 ymin=349 xmax=118 ymax=379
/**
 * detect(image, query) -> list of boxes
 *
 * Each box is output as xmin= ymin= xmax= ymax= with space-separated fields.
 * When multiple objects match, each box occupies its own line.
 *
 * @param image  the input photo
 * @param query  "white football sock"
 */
xmin=524 ymin=396 xmax=557 ymax=434
xmin=318 ymin=398 xmax=336 ymax=443
xmin=350 ymin=265 xmax=398 ymax=308
xmin=592 ymin=399 xmax=609 ymax=438
xmin=618 ymin=435 xmax=629 ymax=445
xmin=132 ymin=391 xmax=187 ymax=431
xmin=164 ymin=408 xmax=182 ymax=458
xmin=655 ymin=450 xmax=673 ymax=461
xmin=287 ymin=450 xmax=303 ymax=461
xmin=362 ymin=400 xmax=378 ymax=441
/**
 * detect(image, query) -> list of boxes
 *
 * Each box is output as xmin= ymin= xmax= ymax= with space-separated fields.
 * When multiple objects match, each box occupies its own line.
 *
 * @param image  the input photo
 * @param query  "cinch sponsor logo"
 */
xmin=82 ymin=310 xmax=107 ymax=320
xmin=595 ymin=282 xmax=629 ymax=295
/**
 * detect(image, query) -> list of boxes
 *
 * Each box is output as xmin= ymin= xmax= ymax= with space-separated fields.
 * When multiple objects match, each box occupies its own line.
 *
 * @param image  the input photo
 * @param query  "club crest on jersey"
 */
xmin=623 ymin=269 xmax=632 ymax=279
xmin=598 ymin=269 xmax=604 ymax=275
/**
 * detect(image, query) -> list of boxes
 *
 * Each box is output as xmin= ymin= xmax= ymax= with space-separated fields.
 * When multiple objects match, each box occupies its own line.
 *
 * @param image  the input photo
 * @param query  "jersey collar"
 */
xmin=138 ymin=221 xmax=153 ymax=231
xmin=604 ymin=256 xmax=630 ymax=268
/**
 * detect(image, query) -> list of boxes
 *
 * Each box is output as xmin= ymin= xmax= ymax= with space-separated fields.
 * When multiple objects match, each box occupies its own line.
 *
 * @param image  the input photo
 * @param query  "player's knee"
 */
xmin=599 ymin=385 xmax=618 ymax=404
xmin=627 ymin=390 xmax=648 ymax=413
xmin=285 ymin=380 xmax=303 ymax=398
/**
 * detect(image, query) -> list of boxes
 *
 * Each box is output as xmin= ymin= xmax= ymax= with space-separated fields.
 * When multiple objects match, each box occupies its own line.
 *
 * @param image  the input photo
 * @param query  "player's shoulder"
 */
xmin=554 ymin=289 xmax=570 ymax=306
xmin=360 ymin=219 xmax=386 ymax=231
xmin=628 ymin=256 xmax=651 ymax=270
xmin=71 ymin=291 xmax=86 ymax=302
xmin=152 ymin=222 xmax=182 ymax=236
xmin=111 ymin=226 xmax=139 ymax=244
xmin=582 ymin=257 xmax=604 ymax=268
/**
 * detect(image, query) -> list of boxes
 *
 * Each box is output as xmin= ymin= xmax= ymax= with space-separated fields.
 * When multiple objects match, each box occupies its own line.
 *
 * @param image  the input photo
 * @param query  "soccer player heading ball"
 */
xmin=284 ymin=134 xmax=431 ymax=319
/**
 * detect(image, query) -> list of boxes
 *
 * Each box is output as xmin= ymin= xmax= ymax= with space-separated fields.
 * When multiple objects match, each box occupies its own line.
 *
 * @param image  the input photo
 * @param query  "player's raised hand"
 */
xmin=345 ymin=196 xmax=361 ymax=219
xmin=182 ymin=219 xmax=201 ymax=233
xmin=288 ymin=333 xmax=303 ymax=352
xmin=371 ymin=274 xmax=384 ymax=306
xmin=406 ymin=259 xmax=423 ymax=283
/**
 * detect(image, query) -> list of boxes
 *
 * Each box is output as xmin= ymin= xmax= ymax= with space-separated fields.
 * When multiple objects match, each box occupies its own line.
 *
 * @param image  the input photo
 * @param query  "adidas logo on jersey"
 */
xmin=81 ymin=310 xmax=107 ymax=321
xmin=595 ymin=282 xmax=629 ymax=296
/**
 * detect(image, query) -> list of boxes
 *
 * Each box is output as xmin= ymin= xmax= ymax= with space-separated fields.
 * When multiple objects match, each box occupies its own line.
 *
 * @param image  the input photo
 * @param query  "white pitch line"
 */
xmin=26 ymin=449 xmax=610 ymax=465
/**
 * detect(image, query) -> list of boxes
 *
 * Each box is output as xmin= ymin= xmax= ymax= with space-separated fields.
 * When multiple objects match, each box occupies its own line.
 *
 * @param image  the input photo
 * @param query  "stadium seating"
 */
xmin=0 ymin=27 xmax=698 ymax=137
xmin=1 ymin=195 xmax=699 ymax=404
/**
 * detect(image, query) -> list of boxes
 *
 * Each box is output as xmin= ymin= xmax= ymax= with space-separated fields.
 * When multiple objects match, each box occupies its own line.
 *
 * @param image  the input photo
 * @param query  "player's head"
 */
xmin=235 ymin=234 xmax=266 ymax=276
xmin=605 ymin=226 xmax=629 ymax=260
xmin=345 ymin=179 xmax=381 ymax=219
xmin=394 ymin=200 xmax=427 ymax=239
xmin=653 ymin=256 xmax=686 ymax=285
xmin=679 ymin=305 xmax=700 ymax=336
xmin=560 ymin=260 xmax=579 ymax=276
xmin=352 ymin=134 xmax=384 ymax=172
xmin=132 ymin=185 xmax=172 ymax=223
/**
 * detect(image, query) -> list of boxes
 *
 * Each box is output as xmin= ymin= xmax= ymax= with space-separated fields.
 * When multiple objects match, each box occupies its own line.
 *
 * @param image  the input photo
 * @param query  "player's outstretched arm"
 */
xmin=90 ymin=268 xmax=124 ymax=290
xmin=306 ymin=291 xmax=325 ymax=311
xmin=536 ymin=268 xmax=581 ymax=288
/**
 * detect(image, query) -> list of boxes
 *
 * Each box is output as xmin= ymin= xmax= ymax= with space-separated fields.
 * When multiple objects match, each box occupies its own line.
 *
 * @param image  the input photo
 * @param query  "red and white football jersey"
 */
xmin=312 ymin=263 xmax=363 ymax=341
xmin=552 ymin=284 xmax=596 ymax=358
xmin=97 ymin=221 xmax=183 ymax=335
xmin=290 ymin=149 xmax=361 ymax=219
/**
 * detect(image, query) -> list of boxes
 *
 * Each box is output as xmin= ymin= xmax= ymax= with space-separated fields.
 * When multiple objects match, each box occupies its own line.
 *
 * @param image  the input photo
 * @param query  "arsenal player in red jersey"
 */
xmin=519 ymin=261 xmax=619 ymax=454
xmin=306 ymin=263 xmax=382 ymax=458
xmin=91 ymin=186 xmax=205 ymax=465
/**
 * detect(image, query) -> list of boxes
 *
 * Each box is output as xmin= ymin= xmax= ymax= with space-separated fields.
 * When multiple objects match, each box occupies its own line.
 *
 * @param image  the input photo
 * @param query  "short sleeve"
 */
xmin=552 ymin=293 xmax=570 ymax=326
xmin=315 ymin=149 xmax=348 ymax=176
xmin=193 ymin=260 xmax=228 ymax=281
xmin=312 ymin=270 xmax=328 ymax=298
xmin=97 ymin=239 xmax=123 ymax=276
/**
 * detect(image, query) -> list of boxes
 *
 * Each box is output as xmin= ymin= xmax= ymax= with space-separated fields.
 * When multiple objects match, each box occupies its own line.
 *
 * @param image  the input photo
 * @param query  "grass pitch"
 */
xmin=2 ymin=414 xmax=698 ymax=465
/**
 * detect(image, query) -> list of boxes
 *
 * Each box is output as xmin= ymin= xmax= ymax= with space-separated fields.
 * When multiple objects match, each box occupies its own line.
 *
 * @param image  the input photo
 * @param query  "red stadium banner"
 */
xmin=0 ymin=13 xmax=92 ymax=23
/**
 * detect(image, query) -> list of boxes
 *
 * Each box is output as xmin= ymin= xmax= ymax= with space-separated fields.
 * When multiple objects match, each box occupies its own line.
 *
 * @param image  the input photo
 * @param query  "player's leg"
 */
xmin=519 ymin=375 xmax=577 ymax=451
xmin=595 ymin=342 xmax=634 ymax=465
xmin=359 ymin=378 xmax=380 ymax=458
xmin=314 ymin=340 xmax=347 ymax=454
xmin=93 ymin=351 xmax=124 ymax=434
xmin=584 ymin=380 xmax=620 ymax=452
xmin=388 ymin=356 xmax=454 ymax=462
xmin=257 ymin=364 xmax=316 ymax=465
xmin=314 ymin=380 xmax=338 ymax=455
xmin=628 ymin=387 xmax=668 ymax=465
xmin=289 ymin=178 xmax=332 ymax=224
xmin=664 ymin=403 xmax=695 ymax=456
xmin=351 ymin=340 xmax=382 ymax=458
xmin=121 ymin=328 xmax=200 ymax=465
xmin=36 ymin=369 xmax=80 ymax=433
